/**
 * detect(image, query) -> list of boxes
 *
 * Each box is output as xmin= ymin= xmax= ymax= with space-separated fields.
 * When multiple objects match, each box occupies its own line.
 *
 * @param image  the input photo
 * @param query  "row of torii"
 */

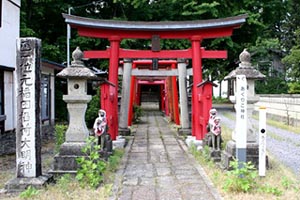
xmin=63 ymin=13 xmax=247 ymax=141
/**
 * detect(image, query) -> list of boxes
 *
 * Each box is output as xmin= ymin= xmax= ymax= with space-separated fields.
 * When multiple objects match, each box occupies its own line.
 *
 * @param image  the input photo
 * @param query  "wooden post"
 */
xmin=107 ymin=36 xmax=120 ymax=140
xmin=259 ymin=106 xmax=267 ymax=176
xmin=191 ymin=36 xmax=203 ymax=140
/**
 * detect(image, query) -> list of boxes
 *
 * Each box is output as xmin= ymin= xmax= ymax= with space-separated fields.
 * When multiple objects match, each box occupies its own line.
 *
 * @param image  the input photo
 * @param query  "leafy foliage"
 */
xmin=133 ymin=105 xmax=143 ymax=123
xmin=19 ymin=186 xmax=40 ymax=199
xmin=19 ymin=0 xmax=300 ymax=94
xmin=258 ymin=184 xmax=283 ymax=196
xmin=223 ymin=159 xmax=258 ymax=193
xmin=55 ymin=78 xmax=67 ymax=122
xmin=256 ymin=78 xmax=288 ymax=94
xmin=287 ymin=82 xmax=300 ymax=94
xmin=76 ymin=136 xmax=107 ymax=189
xmin=54 ymin=124 xmax=67 ymax=153
xmin=85 ymin=89 xmax=100 ymax=128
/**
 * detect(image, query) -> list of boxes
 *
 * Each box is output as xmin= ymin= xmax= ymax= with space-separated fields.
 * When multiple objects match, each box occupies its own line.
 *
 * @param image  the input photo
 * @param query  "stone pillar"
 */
xmin=119 ymin=59 xmax=132 ymax=135
xmin=51 ymin=47 xmax=96 ymax=174
xmin=5 ymin=38 xmax=51 ymax=193
xmin=177 ymin=59 xmax=191 ymax=135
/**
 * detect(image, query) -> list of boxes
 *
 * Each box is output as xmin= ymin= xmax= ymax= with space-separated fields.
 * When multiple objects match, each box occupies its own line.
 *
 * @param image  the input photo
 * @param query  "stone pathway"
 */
xmin=110 ymin=111 xmax=221 ymax=200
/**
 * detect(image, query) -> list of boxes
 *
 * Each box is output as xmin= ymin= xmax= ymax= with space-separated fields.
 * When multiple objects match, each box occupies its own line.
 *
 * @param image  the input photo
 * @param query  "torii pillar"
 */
xmin=107 ymin=36 xmax=120 ymax=140
xmin=119 ymin=59 xmax=132 ymax=135
xmin=191 ymin=36 xmax=203 ymax=140
xmin=178 ymin=58 xmax=190 ymax=135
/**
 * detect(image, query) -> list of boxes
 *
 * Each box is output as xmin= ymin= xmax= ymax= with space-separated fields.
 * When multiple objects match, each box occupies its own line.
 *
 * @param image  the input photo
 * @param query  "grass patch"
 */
xmin=213 ymin=97 xmax=231 ymax=104
xmin=190 ymin=123 xmax=300 ymax=200
xmin=224 ymin=111 xmax=300 ymax=134
xmin=253 ymin=114 xmax=300 ymax=134
xmin=1 ymin=147 xmax=124 ymax=200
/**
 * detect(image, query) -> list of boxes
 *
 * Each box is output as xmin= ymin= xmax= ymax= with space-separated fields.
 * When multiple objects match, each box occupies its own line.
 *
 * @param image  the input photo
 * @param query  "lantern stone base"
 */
xmin=113 ymin=136 xmax=126 ymax=149
xmin=50 ymin=142 xmax=86 ymax=175
xmin=185 ymin=136 xmax=203 ymax=150
xmin=4 ymin=174 xmax=53 ymax=193
xmin=178 ymin=128 xmax=191 ymax=136
xmin=118 ymin=127 xmax=131 ymax=136
xmin=221 ymin=140 xmax=259 ymax=169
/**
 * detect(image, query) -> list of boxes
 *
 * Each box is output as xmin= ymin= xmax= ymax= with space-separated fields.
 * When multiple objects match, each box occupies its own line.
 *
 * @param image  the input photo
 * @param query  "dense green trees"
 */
xmin=20 ymin=0 xmax=300 ymax=94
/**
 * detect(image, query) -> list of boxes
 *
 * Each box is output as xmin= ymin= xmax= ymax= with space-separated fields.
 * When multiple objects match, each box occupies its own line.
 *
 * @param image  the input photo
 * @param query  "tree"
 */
xmin=20 ymin=0 xmax=294 ymax=93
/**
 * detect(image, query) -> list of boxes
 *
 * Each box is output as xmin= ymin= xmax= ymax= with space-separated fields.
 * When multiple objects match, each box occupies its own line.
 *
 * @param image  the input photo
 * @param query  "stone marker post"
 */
xmin=5 ymin=38 xmax=51 ymax=192
xmin=51 ymin=47 xmax=96 ymax=174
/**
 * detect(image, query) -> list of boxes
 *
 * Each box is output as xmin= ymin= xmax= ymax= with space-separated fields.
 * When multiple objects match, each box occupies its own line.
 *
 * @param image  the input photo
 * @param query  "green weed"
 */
xmin=19 ymin=186 xmax=40 ymax=199
xmin=223 ymin=159 xmax=258 ymax=193
xmin=76 ymin=136 xmax=107 ymax=189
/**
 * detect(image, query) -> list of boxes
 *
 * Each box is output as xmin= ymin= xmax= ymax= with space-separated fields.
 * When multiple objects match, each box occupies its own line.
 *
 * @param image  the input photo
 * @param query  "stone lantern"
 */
xmin=222 ymin=49 xmax=265 ymax=168
xmin=52 ymin=47 xmax=96 ymax=173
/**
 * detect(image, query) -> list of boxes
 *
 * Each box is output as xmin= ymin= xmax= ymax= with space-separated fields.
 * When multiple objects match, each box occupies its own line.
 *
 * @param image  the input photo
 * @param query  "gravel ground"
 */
xmin=218 ymin=109 xmax=300 ymax=178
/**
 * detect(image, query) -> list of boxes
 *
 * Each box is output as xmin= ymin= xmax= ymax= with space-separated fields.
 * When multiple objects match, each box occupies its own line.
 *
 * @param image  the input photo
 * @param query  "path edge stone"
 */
xmin=178 ymin=139 xmax=224 ymax=200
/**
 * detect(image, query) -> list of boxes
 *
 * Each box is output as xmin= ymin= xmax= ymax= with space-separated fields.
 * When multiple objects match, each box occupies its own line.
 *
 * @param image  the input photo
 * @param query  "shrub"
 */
xmin=85 ymin=89 xmax=100 ymax=128
xmin=76 ymin=136 xmax=106 ymax=189
xmin=133 ymin=105 xmax=143 ymax=122
xmin=54 ymin=124 xmax=67 ymax=153
xmin=223 ymin=159 xmax=258 ymax=193
xmin=19 ymin=186 xmax=39 ymax=199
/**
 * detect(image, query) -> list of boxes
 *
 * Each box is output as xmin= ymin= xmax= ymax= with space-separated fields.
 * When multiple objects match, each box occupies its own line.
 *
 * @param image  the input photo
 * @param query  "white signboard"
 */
xmin=16 ymin=38 xmax=41 ymax=178
xmin=236 ymin=75 xmax=247 ymax=149
xmin=259 ymin=106 xmax=267 ymax=176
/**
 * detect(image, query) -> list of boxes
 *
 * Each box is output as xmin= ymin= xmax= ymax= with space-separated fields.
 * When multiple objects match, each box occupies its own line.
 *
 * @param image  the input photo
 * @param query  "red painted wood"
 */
xmin=171 ymin=63 xmax=180 ymax=125
xmin=191 ymin=37 xmax=203 ymax=140
xmin=128 ymin=63 xmax=136 ymax=126
xmin=84 ymin=49 xmax=227 ymax=59
xmin=77 ymin=26 xmax=235 ymax=39
xmin=198 ymin=82 xmax=214 ymax=139
xmin=107 ymin=37 xmax=120 ymax=140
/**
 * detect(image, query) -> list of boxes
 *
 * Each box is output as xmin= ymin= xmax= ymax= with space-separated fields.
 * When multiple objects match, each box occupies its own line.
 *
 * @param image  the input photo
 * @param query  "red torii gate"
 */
xmin=126 ymin=60 xmax=180 ymax=126
xmin=63 ymin=14 xmax=247 ymax=140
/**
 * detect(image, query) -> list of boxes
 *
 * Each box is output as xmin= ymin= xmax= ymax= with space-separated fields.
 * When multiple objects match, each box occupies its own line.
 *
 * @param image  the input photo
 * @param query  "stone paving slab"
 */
xmin=110 ymin=111 xmax=222 ymax=200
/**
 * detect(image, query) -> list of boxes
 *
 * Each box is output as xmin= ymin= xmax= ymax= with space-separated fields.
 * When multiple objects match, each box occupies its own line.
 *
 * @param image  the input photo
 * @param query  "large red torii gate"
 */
xmin=63 ymin=14 xmax=247 ymax=141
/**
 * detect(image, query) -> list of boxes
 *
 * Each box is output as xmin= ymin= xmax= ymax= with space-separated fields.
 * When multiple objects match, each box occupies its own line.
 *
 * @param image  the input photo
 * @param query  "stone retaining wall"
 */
xmin=255 ymin=94 xmax=300 ymax=127
xmin=0 ymin=124 xmax=55 ymax=156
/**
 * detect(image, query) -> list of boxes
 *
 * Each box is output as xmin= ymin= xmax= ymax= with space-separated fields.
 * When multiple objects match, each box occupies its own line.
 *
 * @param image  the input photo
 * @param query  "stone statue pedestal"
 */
xmin=178 ymin=128 xmax=191 ymax=136
xmin=118 ymin=128 xmax=131 ymax=136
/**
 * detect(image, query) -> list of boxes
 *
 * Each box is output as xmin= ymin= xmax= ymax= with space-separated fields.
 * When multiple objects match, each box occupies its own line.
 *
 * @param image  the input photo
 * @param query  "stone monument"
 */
xmin=5 ymin=38 xmax=52 ymax=192
xmin=51 ymin=47 xmax=96 ymax=174
xmin=222 ymin=49 xmax=265 ymax=169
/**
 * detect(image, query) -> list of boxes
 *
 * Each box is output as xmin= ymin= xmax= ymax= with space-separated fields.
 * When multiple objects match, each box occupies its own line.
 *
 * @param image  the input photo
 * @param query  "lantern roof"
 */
xmin=224 ymin=49 xmax=265 ymax=80
xmin=57 ymin=47 xmax=96 ymax=79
